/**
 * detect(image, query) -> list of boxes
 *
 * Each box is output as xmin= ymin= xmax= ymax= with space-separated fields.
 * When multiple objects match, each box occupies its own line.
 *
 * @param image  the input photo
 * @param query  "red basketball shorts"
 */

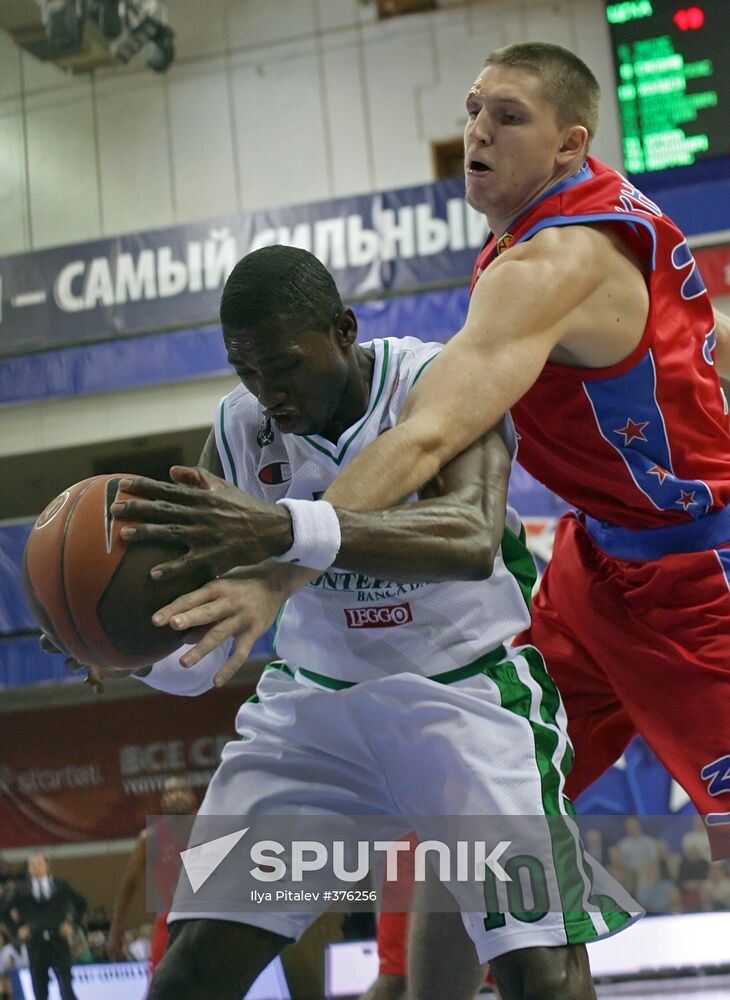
xmin=517 ymin=512 xmax=730 ymax=858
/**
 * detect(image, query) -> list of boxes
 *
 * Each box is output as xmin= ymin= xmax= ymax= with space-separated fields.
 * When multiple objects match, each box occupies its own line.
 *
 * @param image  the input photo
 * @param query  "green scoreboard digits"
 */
xmin=604 ymin=1 xmax=730 ymax=173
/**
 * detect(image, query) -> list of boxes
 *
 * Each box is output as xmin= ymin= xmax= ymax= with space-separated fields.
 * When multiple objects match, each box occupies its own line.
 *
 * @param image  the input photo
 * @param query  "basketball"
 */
xmin=23 ymin=475 xmax=210 ymax=669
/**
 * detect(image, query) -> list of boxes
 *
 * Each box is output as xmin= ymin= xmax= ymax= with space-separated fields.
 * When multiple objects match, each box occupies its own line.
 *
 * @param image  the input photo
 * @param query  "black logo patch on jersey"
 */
xmin=256 ymin=417 xmax=275 ymax=448
xmin=259 ymin=462 xmax=291 ymax=485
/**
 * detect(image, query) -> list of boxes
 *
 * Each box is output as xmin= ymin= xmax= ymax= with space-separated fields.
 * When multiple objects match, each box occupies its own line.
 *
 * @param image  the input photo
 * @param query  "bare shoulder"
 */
xmin=507 ymin=222 xmax=639 ymax=271
xmin=501 ymin=224 xmax=649 ymax=368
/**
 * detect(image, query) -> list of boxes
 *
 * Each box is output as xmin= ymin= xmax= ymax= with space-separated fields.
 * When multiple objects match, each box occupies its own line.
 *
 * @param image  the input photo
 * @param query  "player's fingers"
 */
xmin=116 ymin=475 xmax=186 ymax=501
xmin=84 ymin=672 xmax=105 ymax=695
xmin=213 ymin=636 xmax=254 ymax=687
xmin=148 ymin=548 xmax=224 ymax=581
xmin=119 ymin=523 xmax=189 ymax=543
xmin=167 ymin=599 xmax=229 ymax=632
xmin=169 ymin=465 xmax=213 ymax=490
xmin=180 ymin=618 xmax=245 ymax=667
xmin=151 ymin=583 xmax=223 ymax=626
xmin=40 ymin=633 xmax=63 ymax=654
xmin=110 ymin=497 xmax=199 ymax=524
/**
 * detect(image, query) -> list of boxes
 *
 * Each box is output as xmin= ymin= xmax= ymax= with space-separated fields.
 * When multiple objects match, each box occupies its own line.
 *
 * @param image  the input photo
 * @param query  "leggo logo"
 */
xmin=344 ymin=603 xmax=413 ymax=629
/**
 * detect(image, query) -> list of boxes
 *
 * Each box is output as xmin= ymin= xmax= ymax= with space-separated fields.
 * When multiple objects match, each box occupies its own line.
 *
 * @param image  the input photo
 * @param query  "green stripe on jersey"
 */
xmin=501 ymin=522 xmax=537 ymax=610
xmin=302 ymin=340 xmax=390 ymax=465
xmin=410 ymin=351 xmax=438 ymax=387
xmin=218 ymin=403 xmax=238 ymax=487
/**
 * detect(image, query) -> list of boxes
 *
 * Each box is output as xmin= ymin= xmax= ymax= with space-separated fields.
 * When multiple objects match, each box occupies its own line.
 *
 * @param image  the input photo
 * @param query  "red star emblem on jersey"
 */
xmin=647 ymin=464 xmax=670 ymax=484
xmin=676 ymin=490 xmax=697 ymax=511
xmin=614 ymin=418 xmax=649 ymax=446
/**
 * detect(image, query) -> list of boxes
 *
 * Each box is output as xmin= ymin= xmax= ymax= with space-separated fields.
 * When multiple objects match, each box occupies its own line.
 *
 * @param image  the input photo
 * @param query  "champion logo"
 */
xmin=258 ymin=462 xmax=291 ymax=485
xmin=344 ymin=603 xmax=413 ymax=629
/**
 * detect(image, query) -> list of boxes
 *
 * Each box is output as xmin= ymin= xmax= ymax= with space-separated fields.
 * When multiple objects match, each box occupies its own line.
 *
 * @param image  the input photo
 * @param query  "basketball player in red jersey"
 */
xmin=107 ymin=777 xmax=196 ymax=970
xmin=112 ymin=42 xmax=730 ymax=997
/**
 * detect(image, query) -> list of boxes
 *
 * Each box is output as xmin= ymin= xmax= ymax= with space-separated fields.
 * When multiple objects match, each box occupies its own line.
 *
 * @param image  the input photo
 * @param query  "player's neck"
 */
xmin=318 ymin=345 xmax=375 ymax=443
xmin=488 ymin=163 xmax=583 ymax=240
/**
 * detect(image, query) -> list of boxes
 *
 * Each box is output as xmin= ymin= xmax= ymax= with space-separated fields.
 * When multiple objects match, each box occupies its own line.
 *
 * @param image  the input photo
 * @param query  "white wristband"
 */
xmin=273 ymin=499 xmax=342 ymax=570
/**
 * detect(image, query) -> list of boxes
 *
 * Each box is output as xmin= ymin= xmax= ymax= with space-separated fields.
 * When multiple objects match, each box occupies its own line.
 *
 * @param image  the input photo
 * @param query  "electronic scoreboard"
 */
xmin=604 ymin=1 xmax=729 ymax=173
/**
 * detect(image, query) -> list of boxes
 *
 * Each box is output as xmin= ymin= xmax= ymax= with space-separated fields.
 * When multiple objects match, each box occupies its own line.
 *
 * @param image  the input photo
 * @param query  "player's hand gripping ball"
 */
xmin=23 ymin=475 xmax=211 ymax=669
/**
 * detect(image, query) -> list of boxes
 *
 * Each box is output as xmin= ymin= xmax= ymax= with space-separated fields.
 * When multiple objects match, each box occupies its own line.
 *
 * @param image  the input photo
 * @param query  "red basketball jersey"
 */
xmin=471 ymin=157 xmax=730 ymax=530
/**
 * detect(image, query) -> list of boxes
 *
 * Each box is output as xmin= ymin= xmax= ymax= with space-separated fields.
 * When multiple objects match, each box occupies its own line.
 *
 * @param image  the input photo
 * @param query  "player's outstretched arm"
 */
xmin=331 ymin=422 xmax=511 ymax=581
xmin=110 ymin=423 xmax=511 ymax=583
xmin=324 ymin=227 xmax=622 ymax=513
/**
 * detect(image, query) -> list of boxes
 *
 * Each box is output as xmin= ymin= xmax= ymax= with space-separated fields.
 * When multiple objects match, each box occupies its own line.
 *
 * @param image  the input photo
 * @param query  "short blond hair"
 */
xmin=486 ymin=42 xmax=600 ymax=146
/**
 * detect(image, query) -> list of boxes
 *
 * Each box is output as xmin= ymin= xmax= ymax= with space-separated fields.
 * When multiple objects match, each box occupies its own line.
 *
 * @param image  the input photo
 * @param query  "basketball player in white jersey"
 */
xmin=105 ymin=247 xmax=637 ymax=1000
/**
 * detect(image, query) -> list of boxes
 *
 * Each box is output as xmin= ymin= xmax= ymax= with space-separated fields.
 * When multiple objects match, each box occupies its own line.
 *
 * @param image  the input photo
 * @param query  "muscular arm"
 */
xmin=324 ymin=225 xmax=647 ymax=511
xmin=332 ymin=424 xmax=510 ymax=581
xmin=174 ymin=423 xmax=510 ymax=583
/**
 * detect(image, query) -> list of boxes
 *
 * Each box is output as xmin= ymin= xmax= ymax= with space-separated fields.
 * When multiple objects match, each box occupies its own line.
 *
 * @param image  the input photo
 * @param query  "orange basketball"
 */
xmin=23 ymin=475 xmax=210 ymax=669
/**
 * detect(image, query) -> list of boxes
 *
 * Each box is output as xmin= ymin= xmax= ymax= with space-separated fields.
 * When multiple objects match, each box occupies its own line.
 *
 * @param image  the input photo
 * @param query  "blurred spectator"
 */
xmin=666 ymin=886 xmax=684 ymax=915
xmin=0 ymin=924 xmax=28 ymax=972
xmin=606 ymin=845 xmax=637 ymax=897
xmin=584 ymin=828 xmax=608 ymax=866
xmin=64 ymin=921 xmax=93 ymax=965
xmin=700 ymin=863 xmax=730 ymax=912
xmin=616 ymin=818 xmax=659 ymax=878
xmin=1 ymin=920 xmax=29 ymax=1000
xmin=0 ymin=881 xmax=21 ymax=939
xmin=681 ymin=816 xmax=712 ymax=863
xmin=85 ymin=906 xmax=111 ymax=935
xmin=128 ymin=924 xmax=152 ymax=963
xmin=677 ymin=845 xmax=711 ymax=911
xmin=14 ymin=853 xmax=86 ymax=1000
xmin=86 ymin=930 xmax=109 ymax=964
xmin=655 ymin=840 xmax=678 ymax=882
xmin=635 ymin=861 xmax=675 ymax=915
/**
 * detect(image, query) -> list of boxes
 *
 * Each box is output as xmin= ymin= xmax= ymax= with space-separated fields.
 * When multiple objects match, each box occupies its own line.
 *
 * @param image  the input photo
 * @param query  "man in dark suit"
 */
xmin=14 ymin=854 xmax=86 ymax=1000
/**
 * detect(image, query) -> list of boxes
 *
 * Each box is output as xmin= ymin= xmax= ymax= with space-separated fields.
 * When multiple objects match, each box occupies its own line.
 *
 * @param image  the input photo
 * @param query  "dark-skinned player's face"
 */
xmin=223 ymin=314 xmax=352 ymax=437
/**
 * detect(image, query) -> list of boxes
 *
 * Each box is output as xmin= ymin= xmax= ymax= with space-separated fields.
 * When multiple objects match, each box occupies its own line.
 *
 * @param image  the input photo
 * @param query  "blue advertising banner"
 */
xmin=0 ymin=178 xmax=487 ymax=359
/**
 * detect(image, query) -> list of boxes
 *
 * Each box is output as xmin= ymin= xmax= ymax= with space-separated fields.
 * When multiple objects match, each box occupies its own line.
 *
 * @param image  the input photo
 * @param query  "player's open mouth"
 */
xmin=467 ymin=160 xmax=491 ymax=173
xmin=269 ymin=411 xmax=297 ymax=430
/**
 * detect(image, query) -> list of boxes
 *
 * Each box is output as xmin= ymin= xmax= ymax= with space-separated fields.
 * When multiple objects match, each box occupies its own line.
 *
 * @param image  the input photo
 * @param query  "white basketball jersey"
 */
xmin=214 ymin=337 xmax=533 ymax=685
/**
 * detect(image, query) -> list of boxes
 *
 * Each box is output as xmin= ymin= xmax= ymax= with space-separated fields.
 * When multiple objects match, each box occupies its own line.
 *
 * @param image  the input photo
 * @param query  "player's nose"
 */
xmin=469 ymin=108 xmax=492 ymax=144
xmin=258 ymin=382 xmax=288 ymax=409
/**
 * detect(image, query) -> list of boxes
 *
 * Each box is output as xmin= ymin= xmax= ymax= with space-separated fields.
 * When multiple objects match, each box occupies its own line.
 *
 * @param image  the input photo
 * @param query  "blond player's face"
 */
xmin=464 ymin=64 xmax=569 ymax=220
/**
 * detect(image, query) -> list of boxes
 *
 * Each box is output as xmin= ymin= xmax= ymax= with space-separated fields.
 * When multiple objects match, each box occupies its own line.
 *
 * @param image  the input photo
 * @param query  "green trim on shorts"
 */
xmin=294 ymin=644 xmax=508 ymax=691
xmin=244 ymin=660 xmax=295 ymax=705
xmin=487 ymin=645 xmax=631 ymax=942
xmin=218 ymin=403 xmax=238 ymax=487
xmin=501 ymin=522 xmax=537 ymax=610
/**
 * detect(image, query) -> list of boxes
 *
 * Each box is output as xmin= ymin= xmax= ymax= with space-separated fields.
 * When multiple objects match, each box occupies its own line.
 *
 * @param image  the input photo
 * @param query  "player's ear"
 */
xmin=334 ymin=308 xmax=358 ymax=347
xmin=557 ymin=124 xmax=588 ymax=165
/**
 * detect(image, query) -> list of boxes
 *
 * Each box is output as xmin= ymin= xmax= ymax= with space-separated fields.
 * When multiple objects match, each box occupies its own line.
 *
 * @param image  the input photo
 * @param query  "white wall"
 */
xmin=0 ymin=0 xmax=624 ymax=477
xmin=0 ymin=0 xmax=623 ymax=256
